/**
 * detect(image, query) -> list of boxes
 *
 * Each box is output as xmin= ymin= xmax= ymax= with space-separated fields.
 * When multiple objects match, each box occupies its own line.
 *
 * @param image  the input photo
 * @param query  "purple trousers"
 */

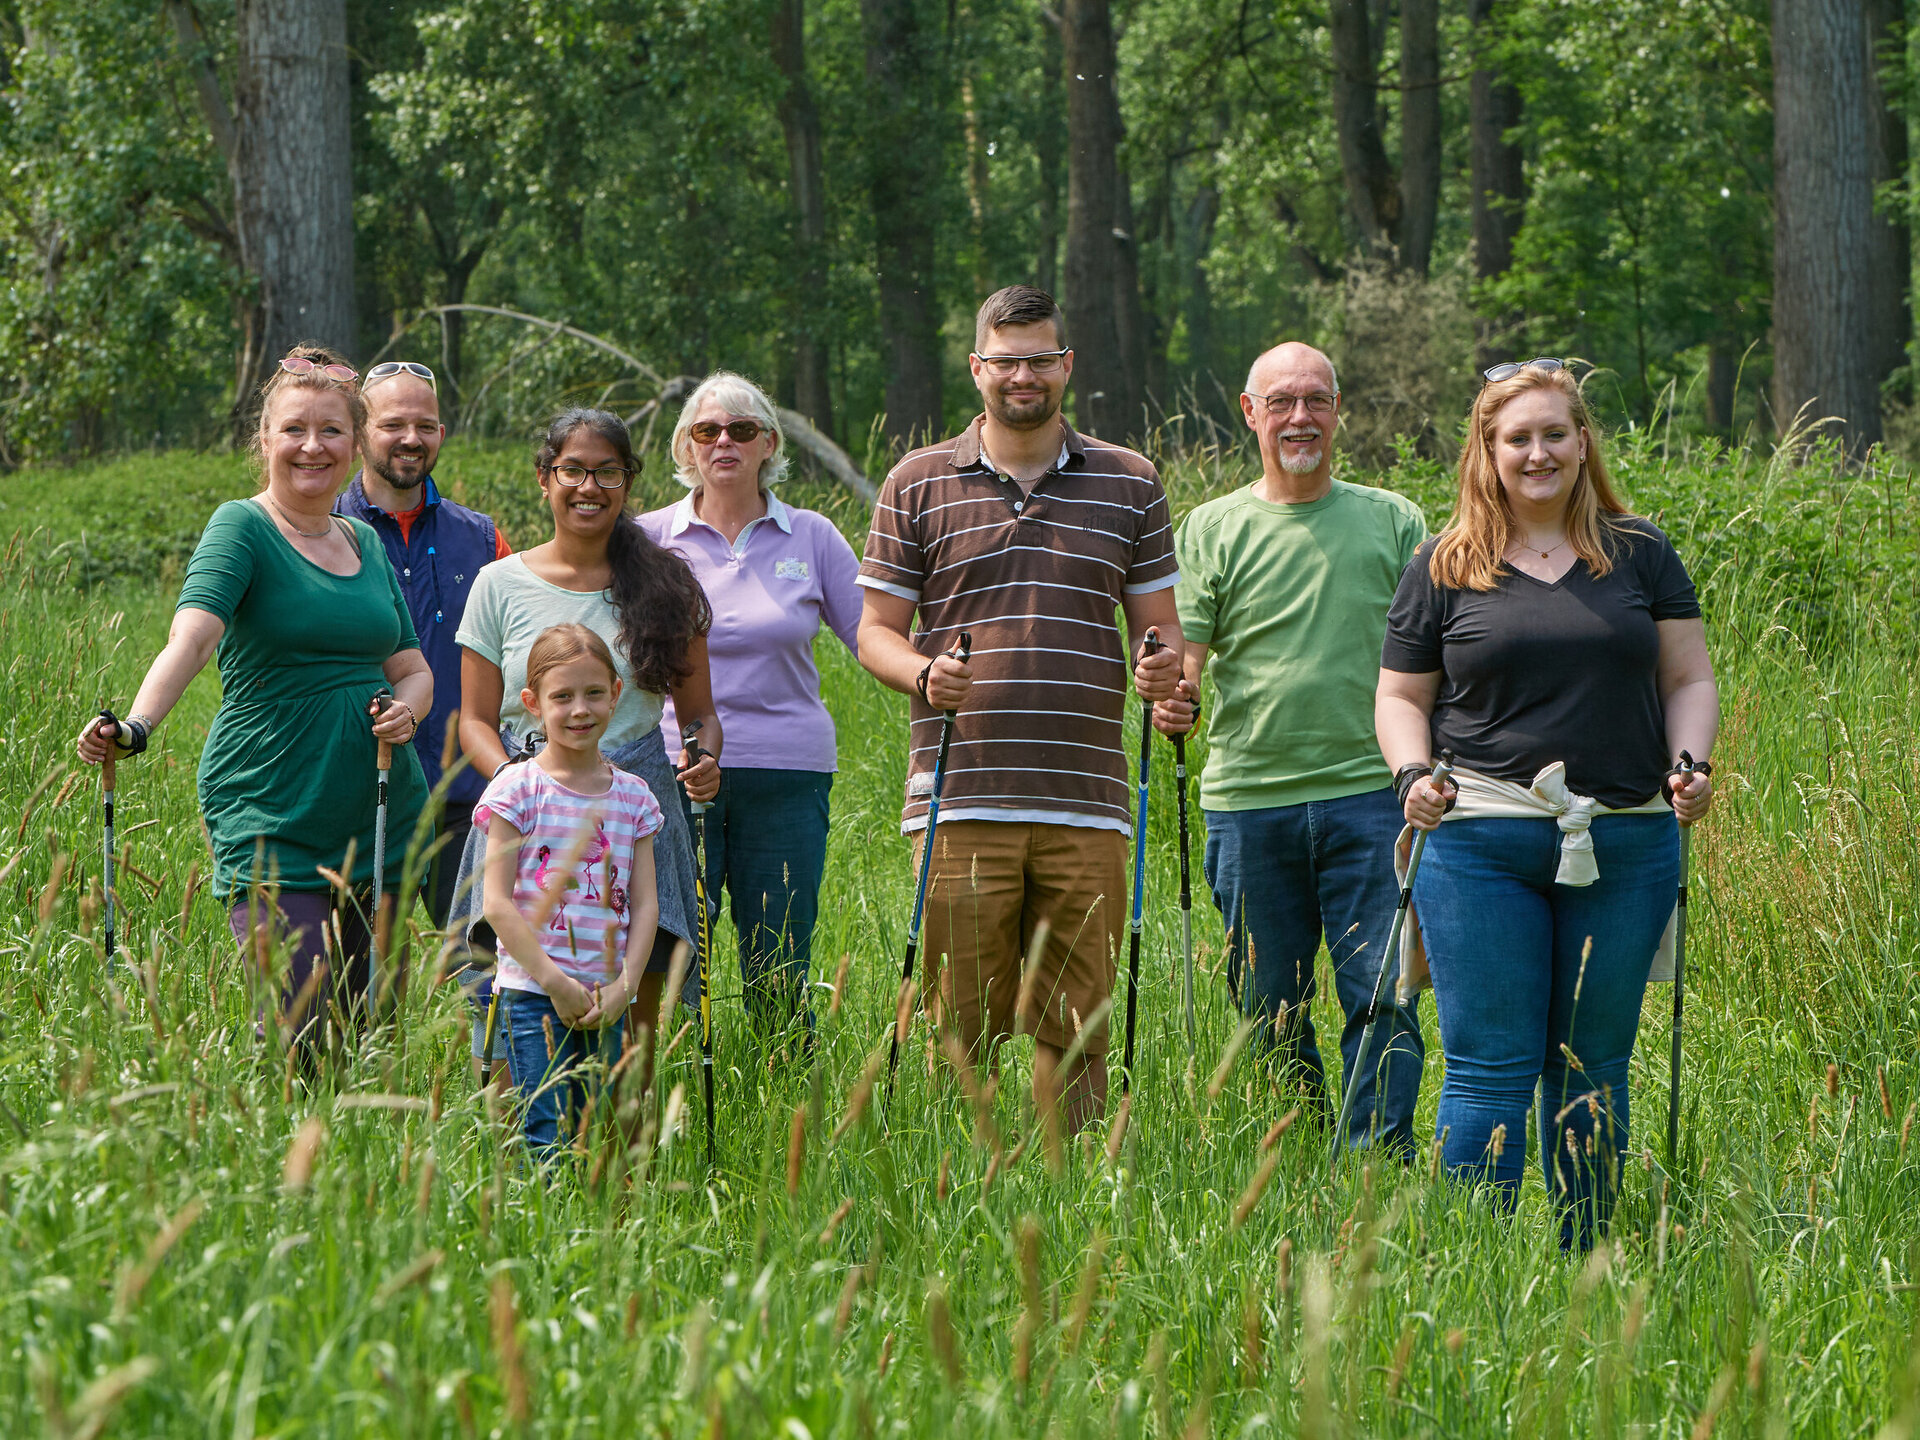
xmin=227 ymin=888 xmax=383 ymax=1045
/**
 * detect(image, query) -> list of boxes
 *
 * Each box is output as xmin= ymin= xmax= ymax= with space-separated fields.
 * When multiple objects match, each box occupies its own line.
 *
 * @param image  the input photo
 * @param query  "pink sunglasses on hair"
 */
xmin=279 ymin=355 xmax=358 ymax=383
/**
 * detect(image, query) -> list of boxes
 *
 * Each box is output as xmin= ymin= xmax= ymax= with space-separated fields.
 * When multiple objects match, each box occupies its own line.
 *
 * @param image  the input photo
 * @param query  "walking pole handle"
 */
xmin=941 ymin=630 xmax=972 ymax=714
xmin=371 ymin=689 xmax=394 ymax=771
xmin=97 ymin=709 xmax=118 ymax=793
xmin=681 ymin=720 xmax=715 ymax=813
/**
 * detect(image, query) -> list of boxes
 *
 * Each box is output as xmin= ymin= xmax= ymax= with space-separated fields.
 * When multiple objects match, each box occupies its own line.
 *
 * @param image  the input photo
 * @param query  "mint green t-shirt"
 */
xmin=1175 ymin=480 xmax=1427 ymax=811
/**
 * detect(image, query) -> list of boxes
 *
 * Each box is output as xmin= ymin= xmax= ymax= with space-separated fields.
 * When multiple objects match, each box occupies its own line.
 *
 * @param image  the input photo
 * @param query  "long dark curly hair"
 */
xmin=534 ymin=408 xmax=711 ymax=694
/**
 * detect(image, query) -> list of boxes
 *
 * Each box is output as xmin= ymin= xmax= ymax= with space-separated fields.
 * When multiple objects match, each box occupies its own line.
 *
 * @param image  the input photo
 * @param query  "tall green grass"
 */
xmin=2 ymin=434 xmax=1919 ymax=1436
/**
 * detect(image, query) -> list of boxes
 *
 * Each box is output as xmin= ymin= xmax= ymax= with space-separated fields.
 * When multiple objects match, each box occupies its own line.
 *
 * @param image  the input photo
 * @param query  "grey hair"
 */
xmin=669 ymin=371 xmax=788 ymax=490
xmin=1243 ymin=346 xmax=1339 ymax=398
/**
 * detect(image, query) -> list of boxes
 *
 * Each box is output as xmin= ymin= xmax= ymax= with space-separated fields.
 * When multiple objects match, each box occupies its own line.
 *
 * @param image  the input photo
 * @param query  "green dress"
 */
xmin=176 ymin=499 xmax=429 ymax=898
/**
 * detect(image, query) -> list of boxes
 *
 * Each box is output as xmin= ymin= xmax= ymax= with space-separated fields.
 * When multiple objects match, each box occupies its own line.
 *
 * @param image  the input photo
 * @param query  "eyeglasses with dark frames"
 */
xmin=973 ymin=350 xmax=1070 ymax=376
xmin=544 ymin=463 xmax=634 ymax=489
xmin=1481 ymin=357 xmax=1566 ymax=385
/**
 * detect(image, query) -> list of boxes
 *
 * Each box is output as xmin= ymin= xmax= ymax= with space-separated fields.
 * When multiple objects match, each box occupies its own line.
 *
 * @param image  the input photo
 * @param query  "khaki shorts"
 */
xmin=913 ymin=819 xmax=1126 ymax=1057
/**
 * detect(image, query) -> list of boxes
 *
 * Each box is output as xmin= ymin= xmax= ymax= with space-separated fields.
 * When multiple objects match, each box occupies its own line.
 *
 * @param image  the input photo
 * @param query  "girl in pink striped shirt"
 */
xmin=476 ymin=623 xmax=663 ymax=1159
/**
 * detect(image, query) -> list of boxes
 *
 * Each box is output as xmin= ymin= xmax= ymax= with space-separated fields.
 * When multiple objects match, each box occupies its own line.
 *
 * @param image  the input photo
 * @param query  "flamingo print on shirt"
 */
xmin=475 ymin=766 xmax=664 ymax=997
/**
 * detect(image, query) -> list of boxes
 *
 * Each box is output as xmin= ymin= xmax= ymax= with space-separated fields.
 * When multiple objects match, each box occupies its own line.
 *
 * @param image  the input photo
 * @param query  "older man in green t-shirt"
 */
xmin=1157 ymin=341 xmax=1426 ymax=1156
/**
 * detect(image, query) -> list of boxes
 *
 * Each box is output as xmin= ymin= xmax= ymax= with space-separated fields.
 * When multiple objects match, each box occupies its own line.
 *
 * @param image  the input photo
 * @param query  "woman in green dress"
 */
xmin=76 ymin=345 xmax=431 ymax=1046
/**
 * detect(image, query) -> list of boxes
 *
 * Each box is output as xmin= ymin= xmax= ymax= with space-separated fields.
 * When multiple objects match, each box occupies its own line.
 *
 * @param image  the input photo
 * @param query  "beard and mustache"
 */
xmin=370 ymin=445 xmax=432 ymax=490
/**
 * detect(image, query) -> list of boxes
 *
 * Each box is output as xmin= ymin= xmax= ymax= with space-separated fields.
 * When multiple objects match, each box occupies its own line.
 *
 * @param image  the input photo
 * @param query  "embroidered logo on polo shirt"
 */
xmin=775 ymin=558 xmax=809 ymax=581
xmin=909 ymin=771 xmax=935 ymax=797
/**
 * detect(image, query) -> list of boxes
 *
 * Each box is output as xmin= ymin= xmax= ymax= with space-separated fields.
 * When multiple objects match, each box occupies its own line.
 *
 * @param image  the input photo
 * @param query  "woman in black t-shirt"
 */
xmin=1375 ymin=361 xmax=1718 ymax=1251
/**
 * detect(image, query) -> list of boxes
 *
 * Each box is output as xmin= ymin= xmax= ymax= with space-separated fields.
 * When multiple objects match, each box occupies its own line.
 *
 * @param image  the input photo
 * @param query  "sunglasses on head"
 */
xmin=1481 ymin=357 xmax=1566 ymax=385
xmin=688 ymin=419 xmax=767 ymax=445
xmin=280 ymin=355 xmax=358 ymax=383
xmin=367 ymin=360 xmax=437 ymax=392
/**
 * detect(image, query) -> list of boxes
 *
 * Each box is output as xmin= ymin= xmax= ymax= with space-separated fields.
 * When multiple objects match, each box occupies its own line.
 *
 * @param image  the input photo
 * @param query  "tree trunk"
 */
xmin=1329 ymin=0 xmax=1397 ymax=255
xmin=862 ymin=0 xmax=943 ymax=448
xmin=1185 ymin=183 xmax=1219 ymax=391
xmin=1062 ymin=0 xmax=1140 ymax=441
xmin=1399 ymin=0 xmax=1441 ymax=277
xmin=1705 ymin=347 xmax=1737 ymax=434
xmin=1036 ymin=14 xmax=1065 ymax=295
xmin=234 ymin=0 xmax=356 ymax=397
xmin=774 ymin=0 xmax=835 ymax=433
xmin=1772 ymin=0 xmax=1884 ymax=450
xmin=1469 ymin=0 xmax=1526 ymax=367
xmin=1866 ymin=0 xmax=1909 ymax=400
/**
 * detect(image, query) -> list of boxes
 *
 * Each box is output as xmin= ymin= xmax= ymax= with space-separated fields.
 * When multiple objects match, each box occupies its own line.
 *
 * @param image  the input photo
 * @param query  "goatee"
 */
xmin=371 ymin=455 xmax=428 ymax=490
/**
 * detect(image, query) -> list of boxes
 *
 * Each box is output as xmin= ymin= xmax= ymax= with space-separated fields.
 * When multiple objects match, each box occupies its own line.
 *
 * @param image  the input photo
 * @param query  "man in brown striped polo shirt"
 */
xmin=857 ymin=284 xmax=1183 ymax=1131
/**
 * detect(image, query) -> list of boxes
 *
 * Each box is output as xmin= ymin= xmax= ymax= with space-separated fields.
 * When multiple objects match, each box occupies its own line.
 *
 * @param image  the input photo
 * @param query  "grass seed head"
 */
xmin=926 ymin=1282 xmax=963 ymax=1385
xmin=1065 ymin=1229 xmax=1107 ymax=1355
xmin=1260 ymin=1106 xmax=1301 ymax=1152
xmin=1827 ymin=1062 xmax=1840 ymax=1099
xmin=1104 ymin=1093 xmax=1132 ymax=1167
xmin=1232 ymin=1153 xmax=1280 ymax=1231
xmin=282 ymin=1116 xmax=326 ymax=1193
xmin=787 ymin=1103 xmax=807 ymax=1196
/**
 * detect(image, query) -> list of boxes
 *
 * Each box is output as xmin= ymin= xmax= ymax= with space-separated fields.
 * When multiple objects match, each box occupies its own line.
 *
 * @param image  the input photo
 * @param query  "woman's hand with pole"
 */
xmin=670 ymin=634 xmax=723 ymax=804
xmin=75 ymin=609 xmax=226 ymax=767
xmin=1657 ymin=617 xmax=1718 ymax=827
xmin=1376 ymin=666 xmax=1455 ymax=829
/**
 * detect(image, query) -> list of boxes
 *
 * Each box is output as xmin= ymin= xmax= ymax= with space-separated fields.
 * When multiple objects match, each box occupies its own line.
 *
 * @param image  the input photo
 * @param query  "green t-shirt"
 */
xmin=1175 ymin=479 xmax=1427 ymax=811
xmin=177 ymin=498 xmax=428 ymax=896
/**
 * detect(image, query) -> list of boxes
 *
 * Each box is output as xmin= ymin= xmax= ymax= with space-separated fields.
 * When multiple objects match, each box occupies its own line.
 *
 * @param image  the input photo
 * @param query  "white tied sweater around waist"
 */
xmin=1393 ymin=761 xmax=1679 ymax=1002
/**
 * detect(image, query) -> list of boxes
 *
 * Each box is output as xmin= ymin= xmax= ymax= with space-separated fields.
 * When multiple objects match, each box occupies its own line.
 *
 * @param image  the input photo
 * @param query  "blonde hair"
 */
xmin=524 ymin=623 xmax=619 ymax=697
xmin=252 ymin=343 xmax=366 ymax=488
xmin=669 ymin=370 xmax=788 ymax=490
xmin=1428 ymin=365 xmax=1635 ymax=591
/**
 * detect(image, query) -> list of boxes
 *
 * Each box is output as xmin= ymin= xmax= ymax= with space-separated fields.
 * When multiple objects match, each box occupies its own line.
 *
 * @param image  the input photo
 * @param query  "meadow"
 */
xmin=2 ymin=427 xmax=1920 ymax=1437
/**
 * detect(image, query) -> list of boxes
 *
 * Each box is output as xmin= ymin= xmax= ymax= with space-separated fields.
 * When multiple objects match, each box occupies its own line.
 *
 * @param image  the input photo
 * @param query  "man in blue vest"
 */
xmin=334 ymin=361 xmax=510 ymax=927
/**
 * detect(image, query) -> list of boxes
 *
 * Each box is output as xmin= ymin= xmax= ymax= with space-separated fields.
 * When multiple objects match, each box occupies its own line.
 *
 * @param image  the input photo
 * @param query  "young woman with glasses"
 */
xmin=75 ymin=345 xmax=431 ymax=1058
xmin=1375 ymin=360 xmax=1719 ymax=1250
xmin=453 ymin=408 xmax=721 ymax=1028
xmin=639 ymin=372 xmax=862 ymax=1041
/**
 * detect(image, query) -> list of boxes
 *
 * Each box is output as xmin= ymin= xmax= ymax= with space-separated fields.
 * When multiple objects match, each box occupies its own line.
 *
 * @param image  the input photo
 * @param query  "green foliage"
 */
xmin=0 ymin=0 xmax=236 ymax=459
xmin=2 ymin=442 xmax=1920 ymax=1433
xmin=0 ymin=0 xmax=1800 ymax=467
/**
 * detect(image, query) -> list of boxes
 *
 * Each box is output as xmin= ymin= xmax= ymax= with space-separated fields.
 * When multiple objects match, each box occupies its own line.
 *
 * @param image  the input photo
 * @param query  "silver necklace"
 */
xmin=266 ymin=496 xmax=335 ymax=539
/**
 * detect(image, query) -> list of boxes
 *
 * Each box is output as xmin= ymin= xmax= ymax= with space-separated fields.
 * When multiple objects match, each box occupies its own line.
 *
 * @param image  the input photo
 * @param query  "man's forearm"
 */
xmin=858 ymin=617 xmax=929 ymax=695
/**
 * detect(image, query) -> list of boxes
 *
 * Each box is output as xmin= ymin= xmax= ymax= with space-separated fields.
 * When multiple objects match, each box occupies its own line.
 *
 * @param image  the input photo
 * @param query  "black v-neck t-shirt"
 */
xmin=1381 ymin=518 xmax=1701 ymax=808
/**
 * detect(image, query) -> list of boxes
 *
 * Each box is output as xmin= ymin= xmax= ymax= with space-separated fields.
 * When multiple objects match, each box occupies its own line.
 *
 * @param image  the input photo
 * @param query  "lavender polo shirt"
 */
xmin=640 ymin=491 xmax=862 ymax=773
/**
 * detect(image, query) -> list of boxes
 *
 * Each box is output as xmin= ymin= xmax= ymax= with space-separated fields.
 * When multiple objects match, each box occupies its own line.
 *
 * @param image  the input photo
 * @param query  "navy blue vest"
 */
xmin=335 ymin=474 xmax=499 ymax=810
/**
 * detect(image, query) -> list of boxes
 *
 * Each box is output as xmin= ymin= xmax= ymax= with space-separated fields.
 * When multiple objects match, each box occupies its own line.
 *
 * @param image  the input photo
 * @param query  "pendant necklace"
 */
xmin=266 ymin=496 xmax=335 ymax=539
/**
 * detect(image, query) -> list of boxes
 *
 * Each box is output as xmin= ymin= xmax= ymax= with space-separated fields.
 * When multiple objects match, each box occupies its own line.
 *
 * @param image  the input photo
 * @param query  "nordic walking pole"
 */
xmin=882 ymin=630 xmax=972 ymax=1117
xmin=682 ymin=719 xmax=718 ymax=1169
xmin=1667 ymin=750 xmax=1697 ymax=1172
xmin=96 ymin=709 xmax=120 ymax=970
xmin=369 ymin=688 xmax=394 ymax=1022
xmin=1120 ymin=628 xmax=1165 ymax=1095
xmin=1173 ymin=711 xmax=1197 ymax=1072
xmin=1329 ymin=749 xmax=1454 ymax=1176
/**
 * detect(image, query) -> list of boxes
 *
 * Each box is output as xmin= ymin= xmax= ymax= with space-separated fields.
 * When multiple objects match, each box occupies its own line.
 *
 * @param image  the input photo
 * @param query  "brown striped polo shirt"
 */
xmin=858 ymin=414 xmax=1179 ymax=834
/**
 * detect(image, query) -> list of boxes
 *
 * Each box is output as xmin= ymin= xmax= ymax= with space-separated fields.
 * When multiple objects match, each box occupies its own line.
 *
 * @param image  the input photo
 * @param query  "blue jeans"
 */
xmin=1203 ymin=786 xmax=1423 ymax=1154
xmin=682 ymin=767 xmax=831 ymax=1033
xmin=502 ymin=990 xmax=624 ymax=1162
xmin=1414 ymin=813 xmax=1678 ymax=1250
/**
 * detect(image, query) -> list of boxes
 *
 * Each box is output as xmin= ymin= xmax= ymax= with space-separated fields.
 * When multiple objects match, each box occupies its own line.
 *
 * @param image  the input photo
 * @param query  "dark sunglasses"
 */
xmin=688 ymin=419 xmax=766 ymax=445
xmin=280 ymin=355 xmax=358 ymax=383
xmin=1482 ymin=357 xmax=1566 ymax=385
xmin=367 ymin=360 xmax=437 ymax=392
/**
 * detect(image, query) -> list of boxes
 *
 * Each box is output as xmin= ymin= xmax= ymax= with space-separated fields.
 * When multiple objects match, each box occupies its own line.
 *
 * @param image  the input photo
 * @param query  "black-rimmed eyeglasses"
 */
xmin=544 ymin=463 xmax=634 ymax=489
xmin=973 ymin=350 xmax=1069 ymax=376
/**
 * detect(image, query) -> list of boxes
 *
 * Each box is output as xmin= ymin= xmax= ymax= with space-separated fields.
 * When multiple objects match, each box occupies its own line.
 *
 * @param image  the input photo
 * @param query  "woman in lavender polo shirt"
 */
xmin=641 ymin=372 xmax=862 ymax=1034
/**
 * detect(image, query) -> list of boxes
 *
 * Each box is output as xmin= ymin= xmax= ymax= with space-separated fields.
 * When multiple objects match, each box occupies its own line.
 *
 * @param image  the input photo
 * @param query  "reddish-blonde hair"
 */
xmin=524 ymin=623 xmax=619 ymax=697
xmin=1429 ymin=365 xmax=1636 ymax=591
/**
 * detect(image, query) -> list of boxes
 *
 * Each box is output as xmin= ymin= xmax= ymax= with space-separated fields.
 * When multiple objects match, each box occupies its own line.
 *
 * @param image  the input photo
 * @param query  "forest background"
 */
xmin=0 ymin=0 xmax=1887 ymax=473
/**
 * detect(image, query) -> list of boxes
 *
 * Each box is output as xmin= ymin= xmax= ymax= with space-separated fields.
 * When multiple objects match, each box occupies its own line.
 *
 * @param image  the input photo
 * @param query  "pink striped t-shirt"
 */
xmin=474 ymin=763 xmax=665 ymax=994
